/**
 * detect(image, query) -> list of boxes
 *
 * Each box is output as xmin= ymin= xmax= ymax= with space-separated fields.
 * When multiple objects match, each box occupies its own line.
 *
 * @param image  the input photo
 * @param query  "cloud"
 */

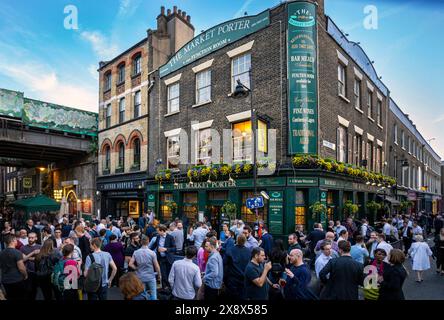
xmin=80 ymin=31 xmax=120 ymax=60
xmin=118 ymin=0 xmax=142 ymax=18
xmin=0 ymin=58 xmax=97 ymax=112
xmin=433 ymin=114 xmax=444 ymax=124
xmin=233 ymin=0 xmax=254 ymax=18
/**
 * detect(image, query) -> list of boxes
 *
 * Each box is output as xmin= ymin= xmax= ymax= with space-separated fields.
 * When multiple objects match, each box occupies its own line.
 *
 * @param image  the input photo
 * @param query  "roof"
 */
xmin=390 ymin=98 xmax=441 ymax=162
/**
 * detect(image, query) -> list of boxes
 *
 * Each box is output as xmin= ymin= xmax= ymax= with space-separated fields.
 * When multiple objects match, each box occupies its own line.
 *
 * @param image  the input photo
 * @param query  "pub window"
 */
xmin=233 ymin=120 xmax=252 ymax=163
xmin=183 ymin=192 xmax=198 ymax=225
xmin=232 ymin=53 xmax=251 ymax=92
xmin=208 ymin=191 xmax=228 ymax=201
xmin=295 ymin=190 xmax=306 ymax=227
xmin=167 ymin=135 xmax=180 ymax=169
xmin=134 ymin=91 xmax=141 ymax=118
xmin=354 ymin=78 xmax=361 ymax=109
xmin=119 ymin=98 xmax=125 ymax=123
xmin=196 ymin=69 xmax=211 ymax=104
xmin=167 ymin=82 xmax=180 ymax=114
xmin=337 ymin=126 xmax=348 ymax=163
xmin=241 ymin=191 xmax=268 ymax=224
xmin=196 ymin=128 xmax=212 ymax=165
xmin=160 ymin=193 xmax=173 ymax=222
xmin=327 ymin=191 xmax=334 ymax=222
xmin=337 ymin=63 xmax=346 ymax=97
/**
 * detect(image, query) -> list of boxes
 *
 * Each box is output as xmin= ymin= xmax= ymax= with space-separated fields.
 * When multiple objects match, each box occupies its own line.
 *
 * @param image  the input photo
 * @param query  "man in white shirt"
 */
xmin=315 ymin=241 xmax=334 ymax=278
xmin=188 ymin=222 xmax=208 ymax=249
xmin=360 ymin=219 xmax=369 ymax=238
xmin=412 ymin=221 xmax=423 ymax=236
xmin=97 ymin=219 xmax=107 ymax=233
xmin=169 ymin=246 xmax=202 ymax=300
xmin=376 ymin=234 xmax=393 ymax=262
xmin=337 ymin=230 xmax=349 ymax=244
xmin=383 ymin=219 xmax=393 ymax=237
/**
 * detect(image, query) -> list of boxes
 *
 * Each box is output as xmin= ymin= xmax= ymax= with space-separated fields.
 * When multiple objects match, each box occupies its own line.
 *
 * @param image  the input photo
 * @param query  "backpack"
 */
xmin=51 ymin=259 xmax=68 ymax=292
xmin=84 ymin=253 xmax=104 ymax=293
xmin=36 ymin=255 xmax=54 ymax=277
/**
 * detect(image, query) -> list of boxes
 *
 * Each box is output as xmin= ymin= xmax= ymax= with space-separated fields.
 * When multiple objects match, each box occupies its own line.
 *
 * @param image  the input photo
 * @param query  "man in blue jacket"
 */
xmin=259 ymin=226 xmax=273 ymax=258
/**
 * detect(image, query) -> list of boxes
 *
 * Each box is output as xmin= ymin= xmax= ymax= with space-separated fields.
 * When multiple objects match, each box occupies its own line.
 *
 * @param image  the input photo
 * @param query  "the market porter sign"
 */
xmin=159 ymin=10 xmax=270 ymax=78
xmin=287 ymin=1 xmax=318 ymax=155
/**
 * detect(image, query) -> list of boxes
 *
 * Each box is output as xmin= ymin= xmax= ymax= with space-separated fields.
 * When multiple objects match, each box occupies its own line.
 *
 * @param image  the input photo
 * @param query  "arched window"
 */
xmin=118 ymin=63 xmax=125 ymax=84
xmin=133 ymin=138 xmax=140 ymax=165
xmin=118 ymin=143 xmax=125 ymax=170
xmin=104 ymin=71 xmax=112 ymax=91
xmin=104 ymin=146 xmax=111 ymax=170
xmin=132 ymin=53 xmax=141 ymax=76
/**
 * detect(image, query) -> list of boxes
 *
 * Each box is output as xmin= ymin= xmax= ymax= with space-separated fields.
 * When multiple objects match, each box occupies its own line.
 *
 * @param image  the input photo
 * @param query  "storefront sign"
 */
xmin=320 ymin=178 xmax=353 ymax=190
xmin=322 ymin=140 xmax=336 ymax=151
xmin=408 ymin=191 xmax=417 ymax=201
xmin=159 ymin=10 xmax=270 ymax=78
xmin=246 ymin=196 xmax=264 ymax=209
xmin=287 ymin=177 xmax=318 ymax=186
xmin=147 ymin=177 xmax=286 ymax=191
xmin=147 ymin=194 xmax=156 ymax=208
xmin=23 ymin=177 xmax=32 ymax=189
xmin=98 ymin=181 xmax=143 ymax=191
xmin=82 ymin=200 xmax=92 ymax=214
xmin=287 ymin=1 xmax=318 ymax=155
xmin=269 ymin=191 xmax=284 ymax=234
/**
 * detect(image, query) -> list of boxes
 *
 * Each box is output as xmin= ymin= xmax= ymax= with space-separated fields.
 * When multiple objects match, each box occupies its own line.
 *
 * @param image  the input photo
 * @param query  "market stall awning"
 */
xmin=12 ymin=194 xmax=61 ymax=213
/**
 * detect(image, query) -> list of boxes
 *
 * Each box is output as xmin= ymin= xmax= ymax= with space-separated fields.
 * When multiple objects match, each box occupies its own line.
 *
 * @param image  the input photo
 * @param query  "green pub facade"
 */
xmin=145 ymin=0 xmax=403 ymax=236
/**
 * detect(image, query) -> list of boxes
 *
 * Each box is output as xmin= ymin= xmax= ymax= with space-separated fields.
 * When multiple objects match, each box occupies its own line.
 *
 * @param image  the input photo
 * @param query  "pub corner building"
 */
xmin=97 ymin=0 xmax=442 ymax=236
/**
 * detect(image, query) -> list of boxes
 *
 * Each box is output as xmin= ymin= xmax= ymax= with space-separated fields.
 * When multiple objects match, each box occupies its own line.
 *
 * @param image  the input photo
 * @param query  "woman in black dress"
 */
xmin=378 ymin=249 xmax=407 ymax=300
xmin=434 ymin=228 xmax=444 ymax=274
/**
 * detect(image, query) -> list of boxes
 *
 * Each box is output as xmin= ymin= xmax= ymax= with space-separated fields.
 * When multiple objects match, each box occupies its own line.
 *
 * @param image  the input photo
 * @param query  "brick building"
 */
xmin=143 ymin=0 xmax=441 ymax=235
xmin=97 ymin=6 xmax=195 ymax=219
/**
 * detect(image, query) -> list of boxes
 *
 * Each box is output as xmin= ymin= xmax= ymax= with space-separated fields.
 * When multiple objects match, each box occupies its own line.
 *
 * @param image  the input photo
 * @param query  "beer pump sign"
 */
xmin=287 ymin=1 xmax=318 ymax=155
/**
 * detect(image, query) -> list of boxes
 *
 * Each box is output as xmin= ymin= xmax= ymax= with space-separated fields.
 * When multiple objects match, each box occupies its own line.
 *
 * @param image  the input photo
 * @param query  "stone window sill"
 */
xmin=355 ymin=107 xmax=364 ymax=114
xmin=192 ymin=100 xmax=212 ymax=108
xmin=165 ymin=111 xmax=180 ymax=118
xmin=368 ymin=117 xmax=375 ymax=123
xmin=339 ymin=94 xmax=350 ymax=103
xmin=377 ymin=124 xmax=383 ymax=130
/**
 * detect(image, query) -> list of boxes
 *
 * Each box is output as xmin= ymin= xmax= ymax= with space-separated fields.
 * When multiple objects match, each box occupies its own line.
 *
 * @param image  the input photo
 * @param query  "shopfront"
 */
xmin=146 ymin=173 xmax=380 ymax=236
xmin=97 ymin=178 xmax=144 ymax=220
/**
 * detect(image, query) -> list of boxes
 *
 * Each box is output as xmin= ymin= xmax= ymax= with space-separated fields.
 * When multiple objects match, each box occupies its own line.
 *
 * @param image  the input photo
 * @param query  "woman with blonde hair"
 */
xmin=119 ymin=272 xmax=149 ymax=300
xmin=408 ymin=234 xmax=433 ymax=282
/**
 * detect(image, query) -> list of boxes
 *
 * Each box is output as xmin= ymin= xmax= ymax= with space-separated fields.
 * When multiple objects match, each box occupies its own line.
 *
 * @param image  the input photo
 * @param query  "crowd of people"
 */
xmin=0 ymin=207 xmax=443 ymax=301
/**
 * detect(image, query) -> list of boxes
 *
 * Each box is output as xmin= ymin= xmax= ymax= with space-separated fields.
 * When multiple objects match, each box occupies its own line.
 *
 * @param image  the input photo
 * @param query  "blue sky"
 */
xmin=0 ymin=0 xmax=443 ymax=156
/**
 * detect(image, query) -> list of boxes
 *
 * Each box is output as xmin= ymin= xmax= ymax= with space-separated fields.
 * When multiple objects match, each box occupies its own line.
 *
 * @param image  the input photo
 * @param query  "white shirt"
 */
xmin=337 ymin=236 xmax=347 ymax=244
xmin=169 ymin=258 xmax=202 ymax=300
xmin=19 ymin=237 xmax=28 ymax=246
xmin=376 ymin=241 xmax=393 ymax=262
xmin=97 ymin=223 xmax=106 ymax=232
xmin=361 ymin=224 xmax=368 ymax=238
xmin=413 ymin=226 xmax=423 ymax=236
xmin=383 ymin=223 xmax=392 ymax=236
xmin=315 ymin=254 xmax=332 ymax=278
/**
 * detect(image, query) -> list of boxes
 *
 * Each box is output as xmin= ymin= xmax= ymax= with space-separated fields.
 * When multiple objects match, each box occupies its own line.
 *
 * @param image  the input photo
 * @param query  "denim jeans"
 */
xmin=144 ymin=279 xmax=157 ymax=300
xmin=87 ymin=286 xmax=108 ymax=300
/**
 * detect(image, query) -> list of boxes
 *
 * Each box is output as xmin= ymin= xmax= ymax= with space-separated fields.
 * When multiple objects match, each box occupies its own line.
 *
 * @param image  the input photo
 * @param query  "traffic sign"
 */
xmin=246 ymin=196 xmax=264 ymax=209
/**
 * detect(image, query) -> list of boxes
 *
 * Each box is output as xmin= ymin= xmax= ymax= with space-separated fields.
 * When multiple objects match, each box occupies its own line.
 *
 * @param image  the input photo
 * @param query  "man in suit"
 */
xmin=319 ymin=240 xmax=364 ymax=300
xmin=149 ymin=224 xmax=176 ymax=289
xmin=306 ymin=223 xmax=326 ymax=268
xmin=24 ymin=219 xmax=40 ymax=244
xmin=400 ymin=221 xmax=414 ymax=254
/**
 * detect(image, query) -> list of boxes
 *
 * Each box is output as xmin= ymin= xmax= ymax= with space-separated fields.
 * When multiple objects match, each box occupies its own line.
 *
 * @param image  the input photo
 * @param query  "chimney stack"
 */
xmin=173 ymin=6 xmax=177 ymax=14
xmin=160 ymin=6 xmax=165 ymax=15
xmin=187 ymin=15 xmax=191 ymax=22
xmin=178 ymin=9 xmax=182 ymax=15
xmin=167 ymin=8 xmax=171 ymax=16
xmin=182 ymin=11 xmax=186 ymax=18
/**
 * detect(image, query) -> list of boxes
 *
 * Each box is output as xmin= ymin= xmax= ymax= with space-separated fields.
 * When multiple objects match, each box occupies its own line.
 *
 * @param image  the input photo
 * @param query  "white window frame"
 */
xmin=231 ymin=53 xmax=251 ymax=93
xmin=133 ymin=54 xmax=141 ymax=76
xmin=105 ymin=104 xmax=111 ymax=128
xmin=167 ymin=82 xmax=180 ymax=114
xmin=195 ymin=69 xmax=211 ymax=105
xmin=119 ymin=98 xmax=125 ymax=123
xmin=354 ymin=78 xmax=361 ymax=110
xmin=337 ymin=126 xmax=348 ymax=163
xmin=195 ymin=128 xmax=212 ymax=165
xmin=118 ymin=64 xmax=125 ymax=84
xmin=394 ymin=124 xmax=398 ymax=145
xmin=104 ymin=72 xmax=112 ymax=91
xmin=338 ymin=63 xmax=346 ymax=97
xmin=401 ymin=130 xmax=405 ymax=149
xmin=134 ymin=91 xmax=141 ymax=118
xmin=376 ymin=99 xmax=382 ymax=126
xmin=367 ymin=90 xmax=373 ymax=119
xmin=167 ymin=135 xmax=180 ymax=169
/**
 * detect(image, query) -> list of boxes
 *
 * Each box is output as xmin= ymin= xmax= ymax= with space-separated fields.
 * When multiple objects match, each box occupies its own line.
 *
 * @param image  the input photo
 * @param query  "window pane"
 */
xmin=232 ymin=53 xmax=251 ymax=92
xmin=168 ymin=83 xmax=180 ymax=113
xmin=258 ymin=120 xmax=268 ymax=153
xmin=233 ymin=120 xmax=252 ymax=162
xmin=197 ymin=128 xmax=212 ymax=165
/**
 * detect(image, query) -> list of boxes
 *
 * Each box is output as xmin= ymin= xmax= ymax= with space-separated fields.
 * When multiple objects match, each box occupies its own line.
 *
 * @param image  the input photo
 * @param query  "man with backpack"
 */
xmin=360 ymin=219 xmax=374 ymax=241
xmin=84 ymin=238 xmax=117 ymax=300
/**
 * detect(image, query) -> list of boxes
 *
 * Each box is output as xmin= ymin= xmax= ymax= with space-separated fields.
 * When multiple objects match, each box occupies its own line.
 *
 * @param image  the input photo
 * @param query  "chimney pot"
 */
xmin=167 ymin=9 xmax=171 ymax=16
xmin=160 ymin=6 xmax=165 ymax=15
xmin=178 ymin=9 xmax=182 ymax=15
xmin=187 ymin=15 xmax=191 ymax=22
xmin=182 ymin=11 xmax=186 ymax=17
xmin=173 ymin=6 xmax=177 ymax=13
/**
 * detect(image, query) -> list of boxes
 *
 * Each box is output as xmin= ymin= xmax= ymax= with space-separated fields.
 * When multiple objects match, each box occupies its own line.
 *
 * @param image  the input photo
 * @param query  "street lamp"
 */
xmin=232 ymin=76 xmax=257 ymax=197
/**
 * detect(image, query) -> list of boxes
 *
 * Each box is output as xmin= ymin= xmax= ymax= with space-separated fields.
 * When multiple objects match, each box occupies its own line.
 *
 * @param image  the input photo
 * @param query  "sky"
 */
xmin=0 ymin=0 xmax=443 ymax=157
